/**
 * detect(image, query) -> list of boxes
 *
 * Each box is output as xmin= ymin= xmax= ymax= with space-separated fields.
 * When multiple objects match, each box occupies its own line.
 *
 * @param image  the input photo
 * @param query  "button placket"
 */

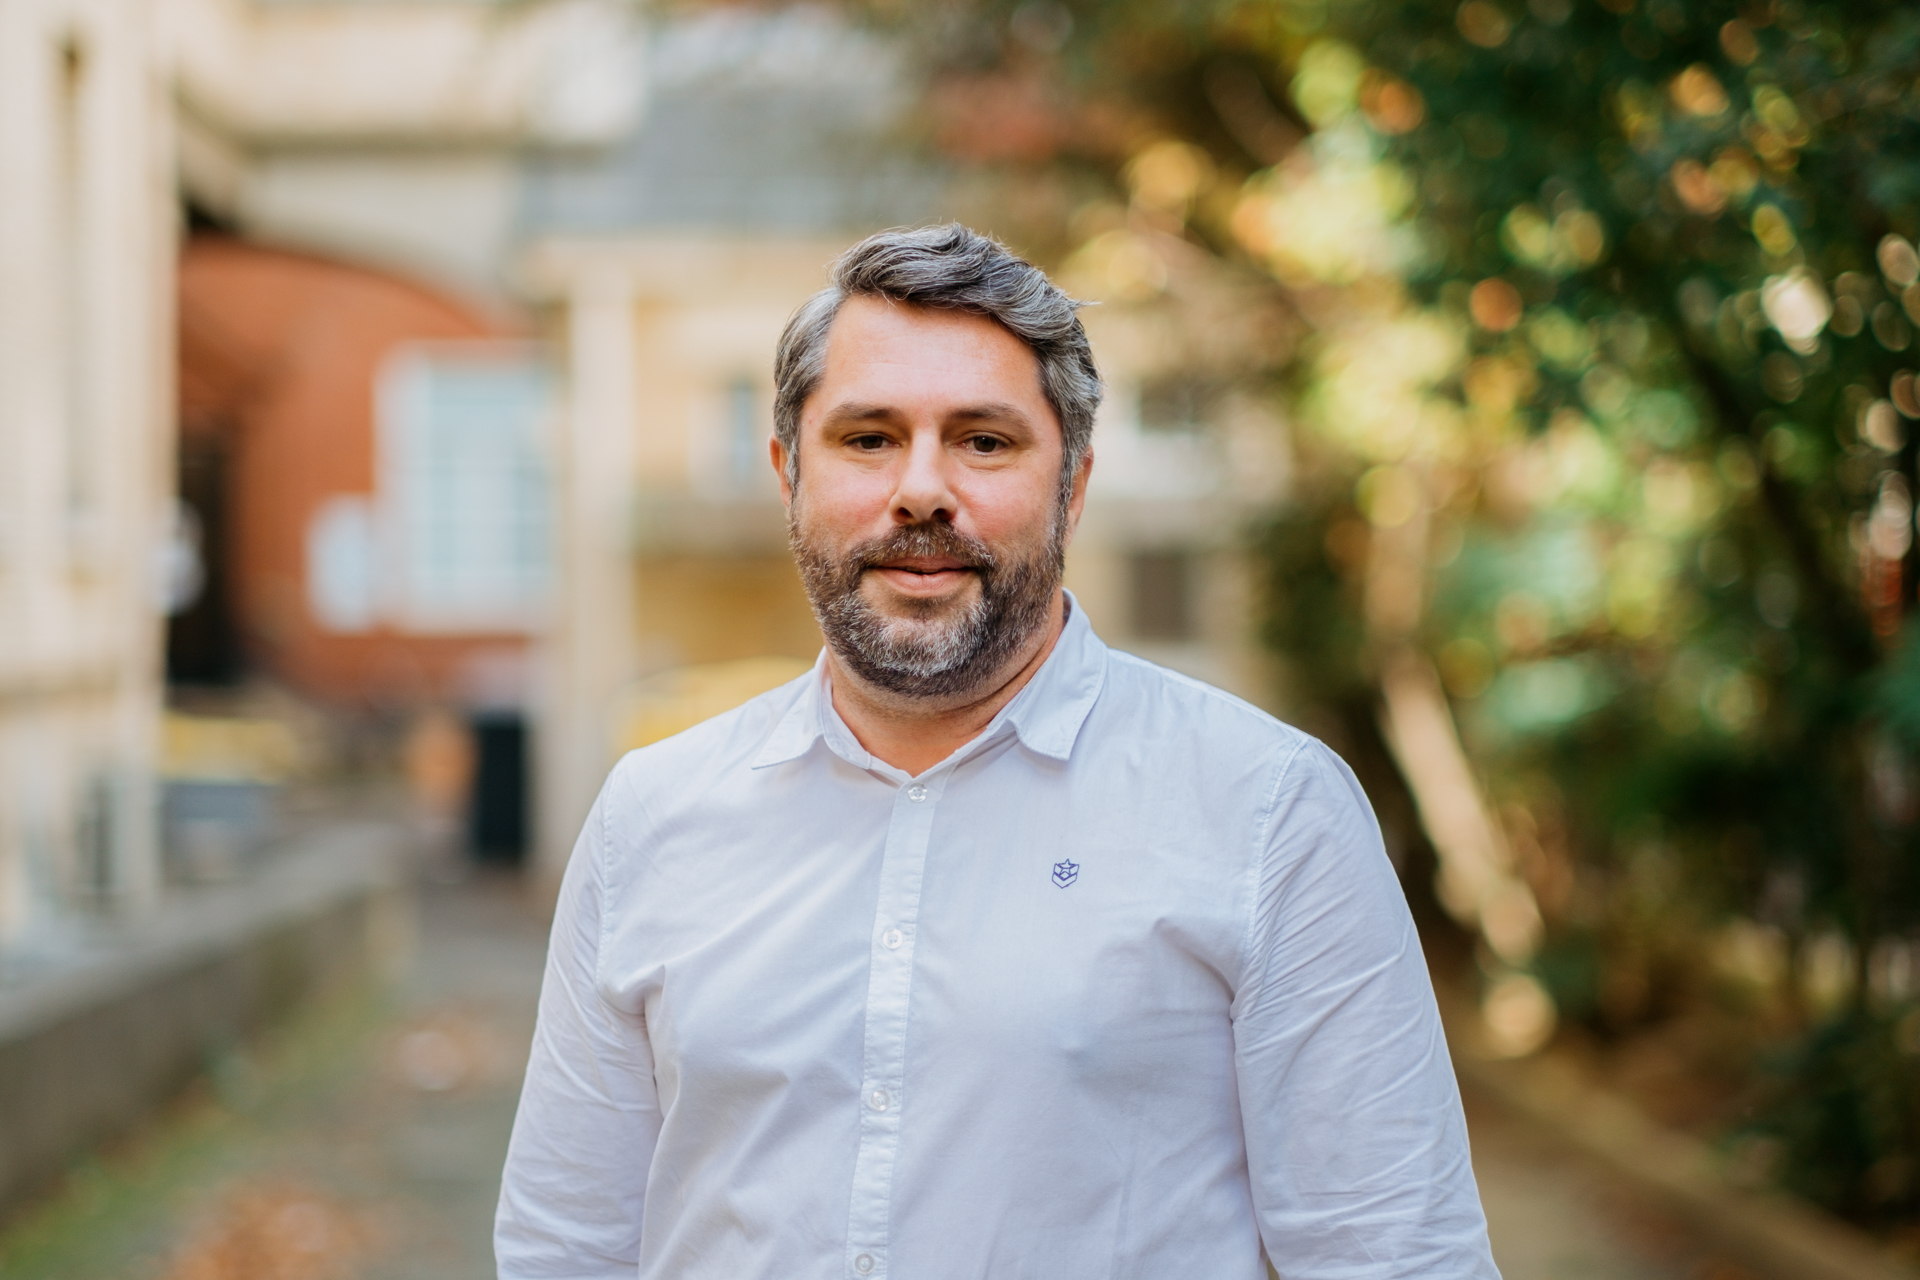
xmin=843 ymin=771 xmax=947 ymax=1278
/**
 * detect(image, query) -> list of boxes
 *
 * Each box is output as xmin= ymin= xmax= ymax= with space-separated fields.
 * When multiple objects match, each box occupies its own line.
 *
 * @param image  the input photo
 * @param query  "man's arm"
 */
xmin=496 ymin=784 xmax=663 ymax=1279
xmin=1233 ymin=739 xmax=1500 ymax=1279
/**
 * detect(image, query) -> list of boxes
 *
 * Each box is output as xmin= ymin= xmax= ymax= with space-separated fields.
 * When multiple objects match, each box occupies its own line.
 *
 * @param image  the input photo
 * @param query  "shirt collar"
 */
xmin=749 ymin=590 xmax=1107 ymax=771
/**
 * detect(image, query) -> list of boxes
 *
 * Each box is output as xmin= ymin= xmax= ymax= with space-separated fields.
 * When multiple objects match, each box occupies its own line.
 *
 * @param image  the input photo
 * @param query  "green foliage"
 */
xmin=1876 ymin=624 xmax=1920 ymax=749
xmin=1289 ymin=1 xmax=1920 ymax=1216
xmin=1327 ymin=0 xmax=1920 ymax=888
xmin=1742 ymin=1007 xmax=1920 ymax=1225
xmin=1255 ymin=505 xmax=1374 ymax=700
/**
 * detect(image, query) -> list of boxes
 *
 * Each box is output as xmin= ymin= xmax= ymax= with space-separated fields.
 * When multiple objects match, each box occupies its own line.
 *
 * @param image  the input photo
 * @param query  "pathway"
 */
xmin=0 ymin=865 xmax=1764 ymax=1280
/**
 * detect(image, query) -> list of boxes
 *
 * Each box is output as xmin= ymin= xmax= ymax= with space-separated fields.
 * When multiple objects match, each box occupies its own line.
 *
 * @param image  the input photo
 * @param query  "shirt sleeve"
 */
xmin=1233 ymin=739 xmax=1500 ymax=1280
xmin=496 ymin=778 xmax=663 ymax=1279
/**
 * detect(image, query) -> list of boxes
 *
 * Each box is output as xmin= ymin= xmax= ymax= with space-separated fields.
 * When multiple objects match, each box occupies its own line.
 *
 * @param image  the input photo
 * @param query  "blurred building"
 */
xmin=0 ymin=0 xmax=641 ymax=944
xmin=175 ymin=239 xmax=540 ymax=704
xmin=0 ymin=0 xmax=175 ymax=943
xmin=167 ymin=0 xmax=646 ymax=298
xmin=3 ymin=0 xmax=1290 ymax=931
xmin=158 ymin=0 xmax=1290 ymax=881
xmin=161 ymin=0 xmax=645 ymax=869
xmin=513 ymin=9 xmax=1289 ymax=876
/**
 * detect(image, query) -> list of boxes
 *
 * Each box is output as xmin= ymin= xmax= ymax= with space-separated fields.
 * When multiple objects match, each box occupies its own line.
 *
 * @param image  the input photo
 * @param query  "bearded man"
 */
xmin=495 ymin=225 xmax=1499 ymax=1280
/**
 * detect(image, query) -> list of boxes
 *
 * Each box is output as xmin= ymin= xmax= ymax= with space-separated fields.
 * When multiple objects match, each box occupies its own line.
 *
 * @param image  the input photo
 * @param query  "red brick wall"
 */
xmin=178 ymin=238 xmax=531 ymax=710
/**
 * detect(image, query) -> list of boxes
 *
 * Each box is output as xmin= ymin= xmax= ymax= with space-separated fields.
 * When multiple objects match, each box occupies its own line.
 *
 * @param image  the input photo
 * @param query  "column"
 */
xmin=535 ymin=271 xmax=640 ymax=885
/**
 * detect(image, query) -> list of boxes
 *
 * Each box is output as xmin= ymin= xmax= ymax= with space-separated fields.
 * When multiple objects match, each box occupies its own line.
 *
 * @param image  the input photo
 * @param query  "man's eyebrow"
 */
xmin=816 ymin=401 xmax=1035 ymax=427
xmin=947 ymin=402 xmax=1032 ymax=425
xmin=817 ymin=401 xmax=903 ymax=425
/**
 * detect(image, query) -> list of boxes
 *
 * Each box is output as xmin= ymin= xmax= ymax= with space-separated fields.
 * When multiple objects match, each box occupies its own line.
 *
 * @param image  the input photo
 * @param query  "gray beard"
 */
xmin=789 ymin=496 xmax=1067 ymax=701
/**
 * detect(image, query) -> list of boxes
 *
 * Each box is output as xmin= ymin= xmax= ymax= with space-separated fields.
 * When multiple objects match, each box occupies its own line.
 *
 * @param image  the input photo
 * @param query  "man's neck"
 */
xmin=826 ymin=591 xmax=1068 ymax=778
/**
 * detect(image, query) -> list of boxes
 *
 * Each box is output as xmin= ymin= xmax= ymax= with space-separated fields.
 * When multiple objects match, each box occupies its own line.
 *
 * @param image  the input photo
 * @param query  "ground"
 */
xmin=0 ymin=868 xmax=1766 ymax=1280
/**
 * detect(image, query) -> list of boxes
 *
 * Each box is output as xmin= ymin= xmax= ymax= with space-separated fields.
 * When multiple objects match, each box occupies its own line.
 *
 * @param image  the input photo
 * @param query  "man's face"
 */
xmin=775 ymin=295 xmax=1089 ymax=700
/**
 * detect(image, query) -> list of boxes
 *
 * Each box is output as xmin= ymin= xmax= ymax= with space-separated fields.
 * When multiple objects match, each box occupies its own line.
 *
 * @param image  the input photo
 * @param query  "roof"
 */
xmin=515 ymin=7 xmax=947 ymax=238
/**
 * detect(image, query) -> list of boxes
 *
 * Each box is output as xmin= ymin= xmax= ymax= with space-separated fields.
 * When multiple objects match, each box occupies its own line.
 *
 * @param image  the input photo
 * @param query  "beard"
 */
xmin=789 ymin=493 xmax=1068 ymax=702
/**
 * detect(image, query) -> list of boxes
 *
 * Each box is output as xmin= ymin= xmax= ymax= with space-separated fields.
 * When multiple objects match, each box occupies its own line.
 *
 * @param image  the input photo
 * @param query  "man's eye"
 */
xmin=968 ymin=436 xmax=1004 ymax=454
xmin=852 ymin=435 xmax=888 ymax=450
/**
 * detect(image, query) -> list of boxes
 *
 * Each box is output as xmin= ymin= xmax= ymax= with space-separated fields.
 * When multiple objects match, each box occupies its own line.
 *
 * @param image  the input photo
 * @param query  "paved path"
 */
xmin=1465 ymin=1085 xmax=1760 ymax=1280
xmin=1 ymin=868 xmax=1760 ymax=1279
xmin=0 ymin=871 xmax=547 ymax=1280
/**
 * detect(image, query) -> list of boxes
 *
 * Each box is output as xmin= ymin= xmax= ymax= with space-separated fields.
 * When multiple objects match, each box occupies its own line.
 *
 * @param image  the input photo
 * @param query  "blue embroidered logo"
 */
xmin=1051 ymin=859 xmax=1079 ymax=888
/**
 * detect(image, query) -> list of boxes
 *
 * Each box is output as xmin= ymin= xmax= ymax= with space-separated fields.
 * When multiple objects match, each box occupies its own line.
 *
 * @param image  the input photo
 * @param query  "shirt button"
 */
xmin=905 ymin=783 xmax=928 ymax=802
xmin=854 ymin=1255 xmax=876 ymax=1274
xmin=882 ymin=928 xmax=903 ymax=949
xmin=868 ymin=1087 xmax=890 ymax=1112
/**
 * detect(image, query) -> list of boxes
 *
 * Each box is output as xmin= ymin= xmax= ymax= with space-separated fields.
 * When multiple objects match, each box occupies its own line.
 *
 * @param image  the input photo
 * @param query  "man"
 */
xmin=496 ymin=224 xmax=1499 ymax=1279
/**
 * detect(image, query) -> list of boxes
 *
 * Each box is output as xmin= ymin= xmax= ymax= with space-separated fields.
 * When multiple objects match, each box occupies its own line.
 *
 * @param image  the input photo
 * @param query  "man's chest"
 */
xmin=599 ymin=769 xmax=1250 ymax=1105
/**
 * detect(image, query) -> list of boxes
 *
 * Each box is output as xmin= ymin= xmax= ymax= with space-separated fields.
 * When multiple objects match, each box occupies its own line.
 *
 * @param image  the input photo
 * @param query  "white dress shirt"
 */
xmin=496 ymin=597 xmax=1499 ymax=1280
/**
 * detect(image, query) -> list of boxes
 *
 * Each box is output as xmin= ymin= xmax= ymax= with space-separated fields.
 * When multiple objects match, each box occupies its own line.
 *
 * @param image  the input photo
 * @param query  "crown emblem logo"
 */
xmin=1051 ymin=859 xmax=1079 ymax=888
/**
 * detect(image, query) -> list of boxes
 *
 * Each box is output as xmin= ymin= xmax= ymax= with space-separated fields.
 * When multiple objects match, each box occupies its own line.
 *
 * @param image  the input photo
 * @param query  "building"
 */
xmin=167 ymin=0 xmax=646 ymax=299
xmin=0 ymin=0 xmax=1293 ymax=934
xmin=0 ymin=0 xmax=641 ymax=942
xmin=160 ymin=0 xmax=643 ymax=869
xmin=0 ymin=0 xmax=175 ymax=944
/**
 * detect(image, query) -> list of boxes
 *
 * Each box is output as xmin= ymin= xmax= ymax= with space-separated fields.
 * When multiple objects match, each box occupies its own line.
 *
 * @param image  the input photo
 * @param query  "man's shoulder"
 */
xmin=1096 ymin=646 xmax=1312 ymax=757
xmin=603 ymin=670 xmax=813 ymax=805
xmin=1076 ymin=647 xmax=1362 ymax=841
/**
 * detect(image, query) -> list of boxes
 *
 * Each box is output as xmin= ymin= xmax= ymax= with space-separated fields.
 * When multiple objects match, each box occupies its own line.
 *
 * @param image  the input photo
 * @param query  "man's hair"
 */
xmin=772 ymin=224 xmax=1101 ymax=489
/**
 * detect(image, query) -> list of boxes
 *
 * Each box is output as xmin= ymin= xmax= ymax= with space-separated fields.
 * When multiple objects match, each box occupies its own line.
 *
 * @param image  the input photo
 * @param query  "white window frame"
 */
xmin=375 ymin=340 xmax=555 ymax=634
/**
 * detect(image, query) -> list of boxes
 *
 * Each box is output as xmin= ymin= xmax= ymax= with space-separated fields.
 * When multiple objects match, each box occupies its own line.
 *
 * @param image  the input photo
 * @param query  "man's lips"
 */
xmin=867 ymin=559 xmax=979 ymax=594
xmin=875 ymin=557 xmax=973 ymax=574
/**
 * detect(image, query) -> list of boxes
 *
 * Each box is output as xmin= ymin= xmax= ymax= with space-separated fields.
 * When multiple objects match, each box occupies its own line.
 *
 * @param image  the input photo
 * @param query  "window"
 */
xmin=1128 ymin=550 xmax=1198 ymax=641
xmin=728 ymin=377 xmax=762 ymax=486
xmin=690 ymin=376 xmax=773 ymax=496
xmin=378 ymin=345 xmax=553 ymax=632
xmin=306 ymin=495 xmax=375 ymax=633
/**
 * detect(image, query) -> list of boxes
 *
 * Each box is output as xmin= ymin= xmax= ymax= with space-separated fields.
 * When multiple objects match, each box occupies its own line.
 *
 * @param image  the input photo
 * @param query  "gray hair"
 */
xmin=773 ymin=224 xmax=1101 ymax=490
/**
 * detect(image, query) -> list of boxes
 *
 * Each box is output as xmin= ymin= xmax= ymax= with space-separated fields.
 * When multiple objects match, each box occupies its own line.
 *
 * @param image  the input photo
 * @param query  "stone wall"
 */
xmin=0 ymin=823 xmax=410 ymax=1215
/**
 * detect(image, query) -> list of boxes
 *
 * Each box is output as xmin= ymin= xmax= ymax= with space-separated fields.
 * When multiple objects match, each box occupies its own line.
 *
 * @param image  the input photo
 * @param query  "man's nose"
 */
xmin=890 ymin=428 xmax=958 ymax=525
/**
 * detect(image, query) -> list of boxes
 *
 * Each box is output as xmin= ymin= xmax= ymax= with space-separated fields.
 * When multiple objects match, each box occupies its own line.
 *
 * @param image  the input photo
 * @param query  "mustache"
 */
xmin=848 ymin=523 xmax=999 ymax=576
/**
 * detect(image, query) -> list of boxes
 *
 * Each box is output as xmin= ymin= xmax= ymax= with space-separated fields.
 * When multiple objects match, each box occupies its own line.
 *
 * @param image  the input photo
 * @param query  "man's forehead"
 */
xmin=815 ymin=295 xmax=1046 ymax=395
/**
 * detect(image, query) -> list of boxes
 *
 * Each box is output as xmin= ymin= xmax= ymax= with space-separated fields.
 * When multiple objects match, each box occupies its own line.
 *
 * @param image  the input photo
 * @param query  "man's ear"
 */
xmin=771 ymin=434 xmax=794 ymax=508
xmin=1063 ymin=449 xmax=1094 ymax=544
